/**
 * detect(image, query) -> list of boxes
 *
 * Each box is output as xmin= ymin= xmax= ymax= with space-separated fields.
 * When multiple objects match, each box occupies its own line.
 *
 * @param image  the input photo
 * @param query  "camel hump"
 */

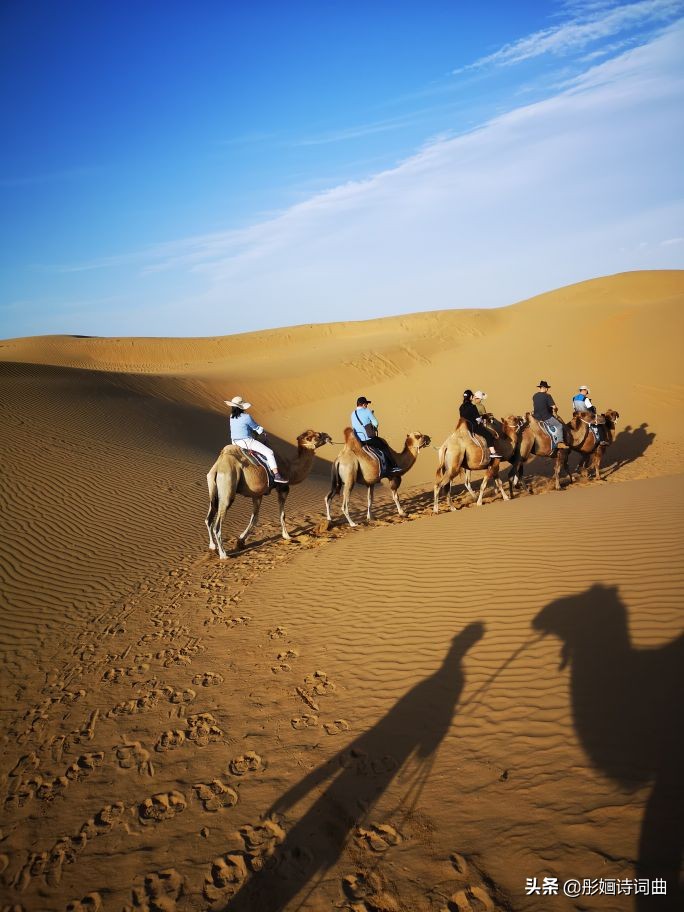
xmin=219 ymin=444 xmax=252 ymax=468
xmin=343 ymin=427 xmax=362 ymax=451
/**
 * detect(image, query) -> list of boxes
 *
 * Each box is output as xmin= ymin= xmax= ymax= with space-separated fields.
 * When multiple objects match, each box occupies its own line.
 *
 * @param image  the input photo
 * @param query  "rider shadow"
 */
xmin=602 ymin=423 xmax=656 ymax=476
xmin=532 ymin=585 xmax=682 ymax=911
xmin=221 ymin=622 xmax=486 ymax=911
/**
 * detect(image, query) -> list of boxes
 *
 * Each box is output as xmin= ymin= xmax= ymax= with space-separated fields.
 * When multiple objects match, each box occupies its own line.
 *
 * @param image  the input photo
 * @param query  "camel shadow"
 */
xmin=219 ymin=622 xmax=485 ymax=911
xmin=533 ymin=585 xmax=683 ymax=911
xmin=603 ymin=423 xmax=656 ymax=476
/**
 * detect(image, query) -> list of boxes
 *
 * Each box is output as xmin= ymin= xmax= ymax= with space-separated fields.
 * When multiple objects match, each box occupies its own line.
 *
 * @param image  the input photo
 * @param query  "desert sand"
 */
xmin=0 ymin=270 xmax=682 ymax=912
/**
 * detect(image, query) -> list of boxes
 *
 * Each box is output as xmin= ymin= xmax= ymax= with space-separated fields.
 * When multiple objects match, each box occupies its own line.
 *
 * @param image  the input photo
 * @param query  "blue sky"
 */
xmin=1 ymin=0 xmax=683 ymax=338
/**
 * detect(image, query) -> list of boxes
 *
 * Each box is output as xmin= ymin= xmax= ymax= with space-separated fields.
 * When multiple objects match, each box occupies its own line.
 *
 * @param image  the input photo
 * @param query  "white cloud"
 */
xmin=31 ymin=21 xmax=684 ymax=337
xmin=453 ymin=0 xmax=684 ymax=72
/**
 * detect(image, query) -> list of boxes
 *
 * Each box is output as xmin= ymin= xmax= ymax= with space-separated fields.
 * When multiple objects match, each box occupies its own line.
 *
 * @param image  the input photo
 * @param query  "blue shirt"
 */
xmin=230 ymin=412 xmax=263 ymax=441
xmin=351 ymin=406 xmax=378 ymax=442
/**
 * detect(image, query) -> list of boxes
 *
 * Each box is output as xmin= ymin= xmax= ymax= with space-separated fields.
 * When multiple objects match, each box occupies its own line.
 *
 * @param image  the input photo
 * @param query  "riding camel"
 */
xmin=433 ymin=417 xmax=508 ymax=512
xmin=566 ymin=409 xmax=620 ymax=480
xmin=206 ymin=429 xmax=331 ymax=559
xmin=325 ymin=428 xmax=431 ymax=527
xmin=479 ymin=414 xmax=531 ymax=497
xmin=515 ymin=412 xmax=570 ymax=491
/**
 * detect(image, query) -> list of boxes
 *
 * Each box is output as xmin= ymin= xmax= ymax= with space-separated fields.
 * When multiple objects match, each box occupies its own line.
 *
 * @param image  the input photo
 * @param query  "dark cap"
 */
xmin=537 ymin=380 xmax=550 ymax=389
xmin=356 ymin=396 xmax=371 ymax=406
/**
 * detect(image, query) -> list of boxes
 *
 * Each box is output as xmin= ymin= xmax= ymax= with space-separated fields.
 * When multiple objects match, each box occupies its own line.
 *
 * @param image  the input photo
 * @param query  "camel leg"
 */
xmin=463 ymin=469 xmax=477 ymax=502
xmin=476 ymin=469 xmax=491 ymax=506
xmin=277 ymin=488 xmax=291 ymax=540
xmin=433 ymin=470 xmax=449 ymax=514
xmin=210 ymin=471 xmax=236 ymax=560
xmin=494 ymin=474 xmax=510 ymax=501
xmin=324 ymin=462 xmax=341 ymax=521
xmin=366 ymin=485 xmax=374 ymax=522
xmin=206 ymin=464 xmax=219 ymax=550
xmin=389 ymin=476 xmax=405 ymax=517
xmin=554 ymin=449 xmax=570 ymax=490
xmin=341 ymin=480 xmax=357 ymax=527
xmin=237 ymin=495 xmax=262 ymax=549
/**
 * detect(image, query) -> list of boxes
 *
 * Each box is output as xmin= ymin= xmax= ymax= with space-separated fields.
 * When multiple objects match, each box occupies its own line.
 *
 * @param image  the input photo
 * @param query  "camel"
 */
xmin=476 ymin=414 xmax=531 ymax=498
xmin=433 ymin=417 xmax=508 ymax=512
xmin=206 ymin=429 xmax=331 ymax=559
xmin=516 ymin=412 xmax=570 ymax=491
xmin=325 ymin=428 xmax=431 ymax=527
xmin=566 ymin=409 xmax=620 ymax=480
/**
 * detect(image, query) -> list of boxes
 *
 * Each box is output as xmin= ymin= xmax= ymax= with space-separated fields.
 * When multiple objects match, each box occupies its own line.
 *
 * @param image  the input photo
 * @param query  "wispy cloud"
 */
xmin=25 ymin=21 xmax=684 ymax=337
xmin=453 ymin=0 xmax=683 ymax=73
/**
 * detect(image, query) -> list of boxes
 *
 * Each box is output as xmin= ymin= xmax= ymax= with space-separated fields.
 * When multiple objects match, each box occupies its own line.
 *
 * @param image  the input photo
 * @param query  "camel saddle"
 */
xmin=362 ymin=443 xmax=392 ymax=479
xmin=242 ymin=448 xmax=276 ymax=492
xmin=539 ymin=419 xmax=564 ymax=452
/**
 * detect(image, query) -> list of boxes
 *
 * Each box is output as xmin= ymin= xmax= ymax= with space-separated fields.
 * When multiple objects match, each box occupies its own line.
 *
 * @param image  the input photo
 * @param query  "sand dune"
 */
xmin=0 ymin=270 xmax=682 ymax=911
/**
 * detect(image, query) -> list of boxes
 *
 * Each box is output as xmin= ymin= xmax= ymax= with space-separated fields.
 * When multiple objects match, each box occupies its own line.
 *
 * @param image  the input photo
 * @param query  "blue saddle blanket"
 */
xmin=539 ymin=420 xmax=564 ymax=452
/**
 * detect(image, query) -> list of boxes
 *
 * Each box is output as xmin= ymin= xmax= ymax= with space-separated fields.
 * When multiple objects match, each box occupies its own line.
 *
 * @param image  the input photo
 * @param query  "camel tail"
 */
xmin=329 ymin=458 xmax=342 ymax=495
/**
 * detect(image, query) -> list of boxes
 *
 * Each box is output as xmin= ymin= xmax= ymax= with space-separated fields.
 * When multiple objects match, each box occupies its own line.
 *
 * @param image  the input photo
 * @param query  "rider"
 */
xmin=225 ymin=395 xmax=289 ymax=484
xmin=572 ymin=385 xmax=596 ymax=415
xmin=351 ymin=396 xmax=401 ymax=473
xmin=532 ymin=380 xmax=566 ymax=445
xmin=460 ymin=389 xmax=498 ymax=457
xmin=473 ymin=390 xmax=488 ymax=418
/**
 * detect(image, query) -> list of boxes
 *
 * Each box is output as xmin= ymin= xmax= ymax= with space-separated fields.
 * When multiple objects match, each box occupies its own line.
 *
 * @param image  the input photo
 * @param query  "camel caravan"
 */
xmin=206 ymin=383 xmax=619 ymax=558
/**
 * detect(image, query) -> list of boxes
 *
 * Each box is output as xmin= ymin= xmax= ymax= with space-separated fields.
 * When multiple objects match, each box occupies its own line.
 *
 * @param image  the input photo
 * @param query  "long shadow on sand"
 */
xmin=602 ymin=423 xmax=656 ymax=476
xmin=533 ymin=585 xmax=682 ymax=911
xmin=221 ymin=622 xmax=485 ymax=911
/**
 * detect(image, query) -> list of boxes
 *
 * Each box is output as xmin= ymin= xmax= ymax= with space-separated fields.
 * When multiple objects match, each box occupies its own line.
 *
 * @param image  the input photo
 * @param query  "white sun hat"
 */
xmin=224 ymin=395 xmax=252 ymax=410
xmin=578 ymin=385 xmax=589 ymax=392
xmin=474 ymin=390 xmax=487 ymax=399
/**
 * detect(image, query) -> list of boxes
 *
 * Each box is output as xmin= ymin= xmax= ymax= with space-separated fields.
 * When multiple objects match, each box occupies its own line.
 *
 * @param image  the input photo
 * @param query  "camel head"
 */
xmin=532 ymin=584 xmax=627 ymax=670
xmin=406 ymin=431 xmax=432 ymax=451
xmin=499 ymin=415 xmax=524 ymax=441
xmin=297 ymin=430 xmax=333 ymax=450
xmin=603 ymin=409 xmax=619 ymax=428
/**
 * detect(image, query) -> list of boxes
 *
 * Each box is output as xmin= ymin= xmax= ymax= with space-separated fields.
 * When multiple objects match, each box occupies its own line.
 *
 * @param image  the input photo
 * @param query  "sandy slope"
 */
xmin=0 ymin=270 xmax=682 ymax=911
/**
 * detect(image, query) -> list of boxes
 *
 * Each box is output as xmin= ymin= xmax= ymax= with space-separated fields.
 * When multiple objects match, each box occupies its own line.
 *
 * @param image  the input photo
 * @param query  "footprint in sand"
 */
xmin=193 ymin=779 xmax=239 ymax=812
xmin=291 ymin=714 xmax=319 ymax=730
xmin=303 ymin=670 xmax=336 ymax=696
xmin=271 ymin=662 xmax=291 ymax=674
xmin=82 ymin=801 xmax=128 ymax=837
xmin=125 ymin=869 xmax=183 ymax=912
xmin=66 ymin=892 xmax=102 ymax=912
xmin=338 ymin=748 xmax=398 ymax=776
xmin=65 ymin=751 xmax=105 ymax=782
xmin=203 ymin=854 xmax=249 ymax=904
xmin=191 ymin=672 xmax=224 ymax=687
xmin=239 ymin=819 xmax=286 ymax=870
xmin=445 ymin=886 xmax=496 ymax=912
xmin=342 ymin=870 xmax=399 ymax=912
xmin=268 ymin=626 xmax=287 ymax=639
xmin=228 ymin=752 xmax=266 ymax=776
xmin=186 ymin=713 xmax=224 ymax=746
xmin=154 ymin=730 xmax=186 ymax=752
xmin=323 ymin=719 xmax=351 ymax=736
xmin=116 ymin=741 xmax=154 ymax=776
xmin=354 ymin=823 xmax=402 ymax=853
xmin=277 ymin=649 xmax=299 ymax=661
xmin=167 ymin=687 xmax=196 ymax=705
xmin=138 ymin=791 xmax=187 ymax=824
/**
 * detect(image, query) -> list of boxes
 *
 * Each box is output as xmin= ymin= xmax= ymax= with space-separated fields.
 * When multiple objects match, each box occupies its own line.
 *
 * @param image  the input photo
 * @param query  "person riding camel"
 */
xmin=532 ymin=380 xmax=567 ymax=447
xmin=572 ymin=385 xmax=596 ymax=415
xmin=351 ymin=396 xmax=401 ymax=473
xmin=225 ymin=395 xmax=289 ymax=484
xmin=460 ymin=389 xmax=498 ymax=457
xmin=473 ymin=390 xmax=488 ymax=418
